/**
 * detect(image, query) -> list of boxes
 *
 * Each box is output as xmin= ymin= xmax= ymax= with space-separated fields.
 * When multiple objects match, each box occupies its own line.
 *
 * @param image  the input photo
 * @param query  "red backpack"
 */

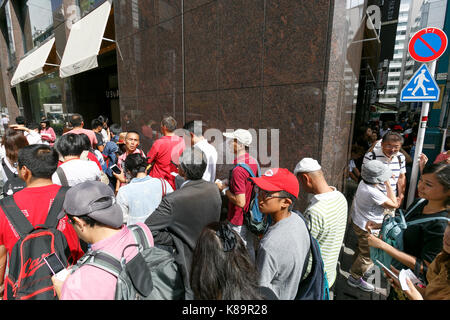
xmin=0 ymin=187 xmax=72 ymax=300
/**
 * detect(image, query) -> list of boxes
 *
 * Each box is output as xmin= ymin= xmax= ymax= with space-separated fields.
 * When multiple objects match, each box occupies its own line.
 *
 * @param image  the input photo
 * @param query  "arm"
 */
xmin=0 ymin=245 xmax=6 ymax=297
xmin=381 ymin=181 xmax=398 ymax=209
xmin=144 ymin=197 xmax=175 ymax=246
xmin=116 ymin=190 xmax=129 ymax=224
xmin=396 ymin=173 xmax=406 ymax=207
xmin=225 ymin=191 xmax=246 ymax=208
xmin=367 ymin=235 xmax=428 ymax=272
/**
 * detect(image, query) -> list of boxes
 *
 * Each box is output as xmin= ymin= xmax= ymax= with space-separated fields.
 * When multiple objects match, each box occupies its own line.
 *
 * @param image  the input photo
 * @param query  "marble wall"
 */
xmin=115 ymin=0 xmax=366 ymax=210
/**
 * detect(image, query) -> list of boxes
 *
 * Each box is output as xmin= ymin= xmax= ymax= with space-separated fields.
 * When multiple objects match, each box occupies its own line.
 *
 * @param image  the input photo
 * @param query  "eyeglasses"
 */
xmin=255 ymin=187 xmax=287 ymax=200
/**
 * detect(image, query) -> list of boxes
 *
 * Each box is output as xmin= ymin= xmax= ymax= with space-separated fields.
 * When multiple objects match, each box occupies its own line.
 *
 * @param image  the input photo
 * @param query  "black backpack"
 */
xmin=1 ymin=159 xmax=26 ymax=196
xmin=0 ymin=187 xmax=71 ymax=300
xmin=294 ymin=211 xmax=330 ymax=300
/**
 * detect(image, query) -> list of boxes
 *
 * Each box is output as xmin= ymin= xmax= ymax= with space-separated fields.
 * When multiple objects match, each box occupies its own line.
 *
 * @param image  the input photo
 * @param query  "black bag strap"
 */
xmin=56 ymin=167 xmax=69 ymax=187
xmin=2 ymin=158 xmax=16 ymax=181
xmin=44 ymin=186 xmax=70 ymax=228
xmin=0 ymin=196 xmax=35 ymax=238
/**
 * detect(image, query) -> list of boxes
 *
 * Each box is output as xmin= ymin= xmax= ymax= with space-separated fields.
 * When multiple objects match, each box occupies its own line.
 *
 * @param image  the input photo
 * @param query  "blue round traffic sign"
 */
xmin=409 ymin=28 xmax=448 ymax=62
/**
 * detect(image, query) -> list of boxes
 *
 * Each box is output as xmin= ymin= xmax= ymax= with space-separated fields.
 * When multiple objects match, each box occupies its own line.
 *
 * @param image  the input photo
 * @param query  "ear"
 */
xmin=281 ymin=197 xmax=292 ymax=210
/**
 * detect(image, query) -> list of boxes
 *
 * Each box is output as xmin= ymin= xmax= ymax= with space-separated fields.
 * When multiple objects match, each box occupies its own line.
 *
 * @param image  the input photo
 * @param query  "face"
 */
xmin=257 ymin=187 xmax=290 ymax=215
xmin=366 ymin=128 xmax=373 ymax=137
xmin=417 ymin=173 xmax=450 ymax=203
xmin=41 ymin=122 xmax=46 ymax=129
xmin=125 ymin=133 xmax=140 ymax=152
xmin=298 ymin=173 xmax=314 ymax=194
xmin=381 ymin=140 xmax=402 ymax=158
xmin=443 ymin=223 xmax=450 ymax=254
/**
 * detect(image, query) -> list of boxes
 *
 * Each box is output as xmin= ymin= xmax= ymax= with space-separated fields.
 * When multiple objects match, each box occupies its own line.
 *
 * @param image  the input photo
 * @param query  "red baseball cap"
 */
xmin=249 ymin=168 xmax=299 ymax=198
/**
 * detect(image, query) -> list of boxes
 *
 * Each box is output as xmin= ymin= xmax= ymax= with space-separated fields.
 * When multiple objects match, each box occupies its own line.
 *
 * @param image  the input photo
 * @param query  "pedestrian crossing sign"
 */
xmin=400 ymin=64 xmax=439 ymax=102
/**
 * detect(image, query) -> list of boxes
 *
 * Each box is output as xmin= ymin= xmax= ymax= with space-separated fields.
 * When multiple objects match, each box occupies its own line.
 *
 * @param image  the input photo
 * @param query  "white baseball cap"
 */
xmin=294 ymin=158 xmax=322 ymax=174
xmin=223 ymin=129 xmax=252 ymax=147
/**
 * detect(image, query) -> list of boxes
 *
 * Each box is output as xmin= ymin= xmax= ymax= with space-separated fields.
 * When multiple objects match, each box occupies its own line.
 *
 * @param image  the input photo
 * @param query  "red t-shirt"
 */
xmin=0 ymin=185 xmax=84 ymax=271
xmin=227 ymin=153 xmax=259 ymax=226
xmin=147 ymin=135 xmax=186 ymax=189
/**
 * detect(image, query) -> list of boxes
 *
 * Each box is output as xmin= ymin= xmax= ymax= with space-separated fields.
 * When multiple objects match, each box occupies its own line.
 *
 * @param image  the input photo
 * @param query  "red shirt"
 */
xmin=227 ymin=153 xmax=259 ymax=226
xmin=147 ymin=135 xmax=186 ymax=189
xmin=0 ymin=184 xmax=84 ymax=266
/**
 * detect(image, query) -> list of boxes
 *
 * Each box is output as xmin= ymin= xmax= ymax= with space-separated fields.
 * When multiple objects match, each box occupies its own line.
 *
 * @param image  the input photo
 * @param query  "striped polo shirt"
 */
xmin=303 ymin=187 xmax=348 ymax=287
xmin=362 ymin=147 xmax=406 ymax=195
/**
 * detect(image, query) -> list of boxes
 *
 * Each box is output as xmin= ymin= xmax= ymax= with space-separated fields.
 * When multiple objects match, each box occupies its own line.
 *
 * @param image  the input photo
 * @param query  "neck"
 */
xmin=193 ymin=136 xmax=204 ymax=145
xmin=64 ymin=155 xmax=80 ymax=161
xmin=423 ymin=199 xmax=447 ymax=214
xmin=236 ymin=149 xmax=247 ymax=158
xmin=313 ymin=182 xmax=333 ymax=195
xmin=165 ymin=131 xmax=175 ymax=137
xmin=271 ymin=209 xmax=291 ymax=224
xmin=126 ymin=149 xmax=135 ymax=155
xmin=26 ymin=178 xmax=53 ymax=188
xmin=90 ymin=227 xmax=122 ymax=244
xmin=135 ymin=172 xmax=147 ymax=179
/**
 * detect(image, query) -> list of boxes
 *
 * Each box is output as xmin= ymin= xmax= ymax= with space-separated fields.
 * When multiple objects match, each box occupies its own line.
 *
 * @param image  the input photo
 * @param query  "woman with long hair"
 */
xmin=367 ymin=163 xmax=450 ymax=299
xmin=0 ymin=129 xmax=29 ymax=183
xmin=39 ymin=117 xmax=56 ymax=146
xmin=190 ymin=221 xmax=276 ymax=300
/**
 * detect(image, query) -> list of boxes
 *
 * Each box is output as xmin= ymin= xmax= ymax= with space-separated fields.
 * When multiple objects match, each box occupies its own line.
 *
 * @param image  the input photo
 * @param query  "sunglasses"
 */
xmin=255 ymin=186 xmax=287 ymax=200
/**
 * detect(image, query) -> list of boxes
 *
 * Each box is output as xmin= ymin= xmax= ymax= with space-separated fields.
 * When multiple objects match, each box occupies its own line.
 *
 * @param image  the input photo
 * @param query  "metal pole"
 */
xmin=406 ymin=60 xmax=437 ymax=208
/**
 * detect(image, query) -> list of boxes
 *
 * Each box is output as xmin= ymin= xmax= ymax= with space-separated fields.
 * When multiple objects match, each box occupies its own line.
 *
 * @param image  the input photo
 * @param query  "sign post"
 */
xmin=404 ymin=28 xmax=447 ymax=208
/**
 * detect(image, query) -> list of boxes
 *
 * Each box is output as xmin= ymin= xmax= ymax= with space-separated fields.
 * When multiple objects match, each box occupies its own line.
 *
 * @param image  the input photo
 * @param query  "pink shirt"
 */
xmin=64 ymin=128 xmax=98 ymax=147
xmin=60 ymin=223 xmax=154 ymax=300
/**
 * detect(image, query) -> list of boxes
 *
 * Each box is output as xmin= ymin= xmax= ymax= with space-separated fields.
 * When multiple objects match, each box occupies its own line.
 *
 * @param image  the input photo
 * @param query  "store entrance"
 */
xmin=70 ymin=50 xmax=120 ymax=130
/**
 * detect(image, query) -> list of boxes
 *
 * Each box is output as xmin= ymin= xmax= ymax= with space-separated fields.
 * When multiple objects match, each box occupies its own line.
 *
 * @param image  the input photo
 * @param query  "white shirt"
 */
xmin=52 ymin=159 xmax=101 ymax=187
xmin=0 ymin=157 xmax=17 ymax=182
xmin=101 ymin=129 xmax=110 ymax=143
xmin=351 ymin=181 xmax=389 ymax=231
xmin=24 ymin=130 xmax=43 ymax=145
xmin=194 ymin=138 xmax=218 ymax=182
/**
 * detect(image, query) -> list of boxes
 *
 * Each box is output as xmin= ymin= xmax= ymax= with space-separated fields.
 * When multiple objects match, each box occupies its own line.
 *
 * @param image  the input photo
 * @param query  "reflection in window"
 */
xmin=24 ymin=0 xmax=54 ymax=48
xmin=77 ymin=0 xmax=104 ymax=18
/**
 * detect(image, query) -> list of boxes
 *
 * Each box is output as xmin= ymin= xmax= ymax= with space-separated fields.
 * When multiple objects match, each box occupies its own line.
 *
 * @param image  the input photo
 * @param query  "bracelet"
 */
xmin=222 ymin=187 xmax=229 ymax=196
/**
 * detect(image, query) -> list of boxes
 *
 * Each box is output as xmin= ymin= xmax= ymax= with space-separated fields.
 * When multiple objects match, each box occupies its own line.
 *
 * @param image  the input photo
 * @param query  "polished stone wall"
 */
xmin=115 ymin=0 xmax=366 ymax=210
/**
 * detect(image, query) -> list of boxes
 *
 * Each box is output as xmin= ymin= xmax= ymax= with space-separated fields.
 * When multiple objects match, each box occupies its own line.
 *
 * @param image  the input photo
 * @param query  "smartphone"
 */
xmin=110 ymin=164 xmax=122 ymax=174
xmin=44 ymin=253 xmax=65 ymax=275
xmin=376 ymin=259 xmax=398 ymax=280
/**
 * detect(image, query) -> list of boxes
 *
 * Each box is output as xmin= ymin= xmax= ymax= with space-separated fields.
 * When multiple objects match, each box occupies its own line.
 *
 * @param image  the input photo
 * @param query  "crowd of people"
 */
xmin=0 ymin=113 xmax=447 ymax=301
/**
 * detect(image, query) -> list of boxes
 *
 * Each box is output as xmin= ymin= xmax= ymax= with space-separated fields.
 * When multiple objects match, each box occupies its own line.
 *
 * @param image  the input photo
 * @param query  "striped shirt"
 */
xmin=303 ymin=187 xmax=348 ymax=287
xmin=363 ymin=148 xmax=406 ymax=195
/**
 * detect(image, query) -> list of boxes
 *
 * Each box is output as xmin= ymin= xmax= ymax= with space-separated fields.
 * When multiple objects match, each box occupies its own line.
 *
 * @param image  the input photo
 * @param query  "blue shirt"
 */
xmin=116 ymin=176 xmax=174 ymax=225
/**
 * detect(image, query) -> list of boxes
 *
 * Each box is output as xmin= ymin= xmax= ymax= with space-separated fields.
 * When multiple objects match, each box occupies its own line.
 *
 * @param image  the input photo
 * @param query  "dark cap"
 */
xmin=59 ymin=181 xmax=123 ymax=228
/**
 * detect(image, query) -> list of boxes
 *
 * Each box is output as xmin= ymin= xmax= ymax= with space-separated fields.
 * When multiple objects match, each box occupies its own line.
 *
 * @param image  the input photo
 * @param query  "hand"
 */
xmin=51 ymin=275 xmax=64 ymax=299
xmin=403 ymin=277 xmax=424 ymax=300
xmin=396 ymin=196 xmax=404 ymax=208
xmin=215 ymin=181 xmax=225 ymax=191
xmin=10 ymin=124 xmax=29 ymax=132
xmin=384 ymin=266 xmax=401 ymax=289
xmin=112 ymin=170 xmax=126 ymax=183
xmin=367 ymin=233 xmax=384 ymax=249
xmin=0 ymin=283 xmax=4 ymax=297
xmin=365 ymin=220 xmax=381 ymax=233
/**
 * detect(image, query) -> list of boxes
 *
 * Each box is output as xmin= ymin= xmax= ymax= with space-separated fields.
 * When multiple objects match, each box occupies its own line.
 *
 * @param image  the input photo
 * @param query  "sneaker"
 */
xmin=363 ymin=269 xmax=374 ymax=280
xmin=347 ymin=275 xmax=375 ymax=292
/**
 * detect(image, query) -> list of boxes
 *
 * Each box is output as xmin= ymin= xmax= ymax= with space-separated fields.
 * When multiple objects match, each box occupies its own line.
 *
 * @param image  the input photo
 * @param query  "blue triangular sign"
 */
xmin=400 ymin=64 xmax=439 ymax=102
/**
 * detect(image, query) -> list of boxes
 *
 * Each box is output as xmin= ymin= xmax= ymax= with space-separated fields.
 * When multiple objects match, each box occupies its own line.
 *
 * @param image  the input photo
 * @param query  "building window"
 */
xmin=77 ymin=0 xmax=105 ymax=18
xmin=22 ymin=0 xmax=54 ymax=50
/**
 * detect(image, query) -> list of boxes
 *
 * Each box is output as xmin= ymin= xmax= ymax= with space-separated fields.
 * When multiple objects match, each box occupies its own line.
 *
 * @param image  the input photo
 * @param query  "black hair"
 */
xmin=66 ymin=213 xmax=108 ymax=228
xmin=179 ymin=148 xmax=206 ymax=180
xmin=422 ymin=163 xmax=450 ymax=191
xmin=18 ymin=144 xmax=59 ymax=179
xmin=110 ymin=124 xmax=122 ymax=136
xmin=161 ymin=115 xmax=177 ymax=132
xmin=125 ymin=130 xmax=140 ymax=139
xmin=69 ymin=114 xmax=83 ymax=127
xmin=278 ymin=190 xmax=297 ymax=211
xmin=28 ymin=122 xmax=39 ymax=130
xmin=97 ymin=115 xmax=108 ymax=125
xmin=183 ymin=120 xmax=205 ymax=137
xmin=91 ymin=119 xmax=103 ymax=130
xmin=15 ymin=116 xmax=26 ymax=125
xmin=190 ymin=221 xmax=264 ymax=300
xmin=56 ymin=133 xmax=86 ymax=157
xmin=124 ymin=153 xmax=148 ymax=178
xmin=78 ymin=133 xmax=93 ymax=152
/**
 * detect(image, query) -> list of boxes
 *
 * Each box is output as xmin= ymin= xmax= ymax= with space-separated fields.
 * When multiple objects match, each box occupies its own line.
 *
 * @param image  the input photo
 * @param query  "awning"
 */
xmin=11 ymin=37 xmax=58 ymax=86
xmin=59 ymin=1 xmax=114 ymax=78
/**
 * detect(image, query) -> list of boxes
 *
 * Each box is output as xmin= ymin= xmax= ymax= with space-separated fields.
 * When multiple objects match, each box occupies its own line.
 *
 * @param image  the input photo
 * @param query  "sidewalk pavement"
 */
xmin=333 ymin=217 xmax=389 ymax=300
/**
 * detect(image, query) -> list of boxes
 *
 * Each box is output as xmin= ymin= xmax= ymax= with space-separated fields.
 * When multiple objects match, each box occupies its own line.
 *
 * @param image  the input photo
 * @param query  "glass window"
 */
xmin=23 ymin=0 xmax=54 ymax=49
xmin=77 ymin=0 xmax=105 ymax=18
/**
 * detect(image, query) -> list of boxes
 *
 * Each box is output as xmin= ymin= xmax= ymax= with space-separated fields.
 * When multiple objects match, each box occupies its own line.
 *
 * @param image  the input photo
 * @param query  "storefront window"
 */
xmin=27 ymin=71 xmax=67 ymax=136
xmin=23 ymin=0 xmax=54 ymax=49
xmin=77 ymin=0 xmax=105 ymax=18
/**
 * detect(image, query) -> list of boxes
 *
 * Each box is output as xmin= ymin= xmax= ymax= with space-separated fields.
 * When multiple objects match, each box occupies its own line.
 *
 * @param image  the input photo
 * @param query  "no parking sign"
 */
xmin=408 ymin=27 xmax=448 ymax=62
